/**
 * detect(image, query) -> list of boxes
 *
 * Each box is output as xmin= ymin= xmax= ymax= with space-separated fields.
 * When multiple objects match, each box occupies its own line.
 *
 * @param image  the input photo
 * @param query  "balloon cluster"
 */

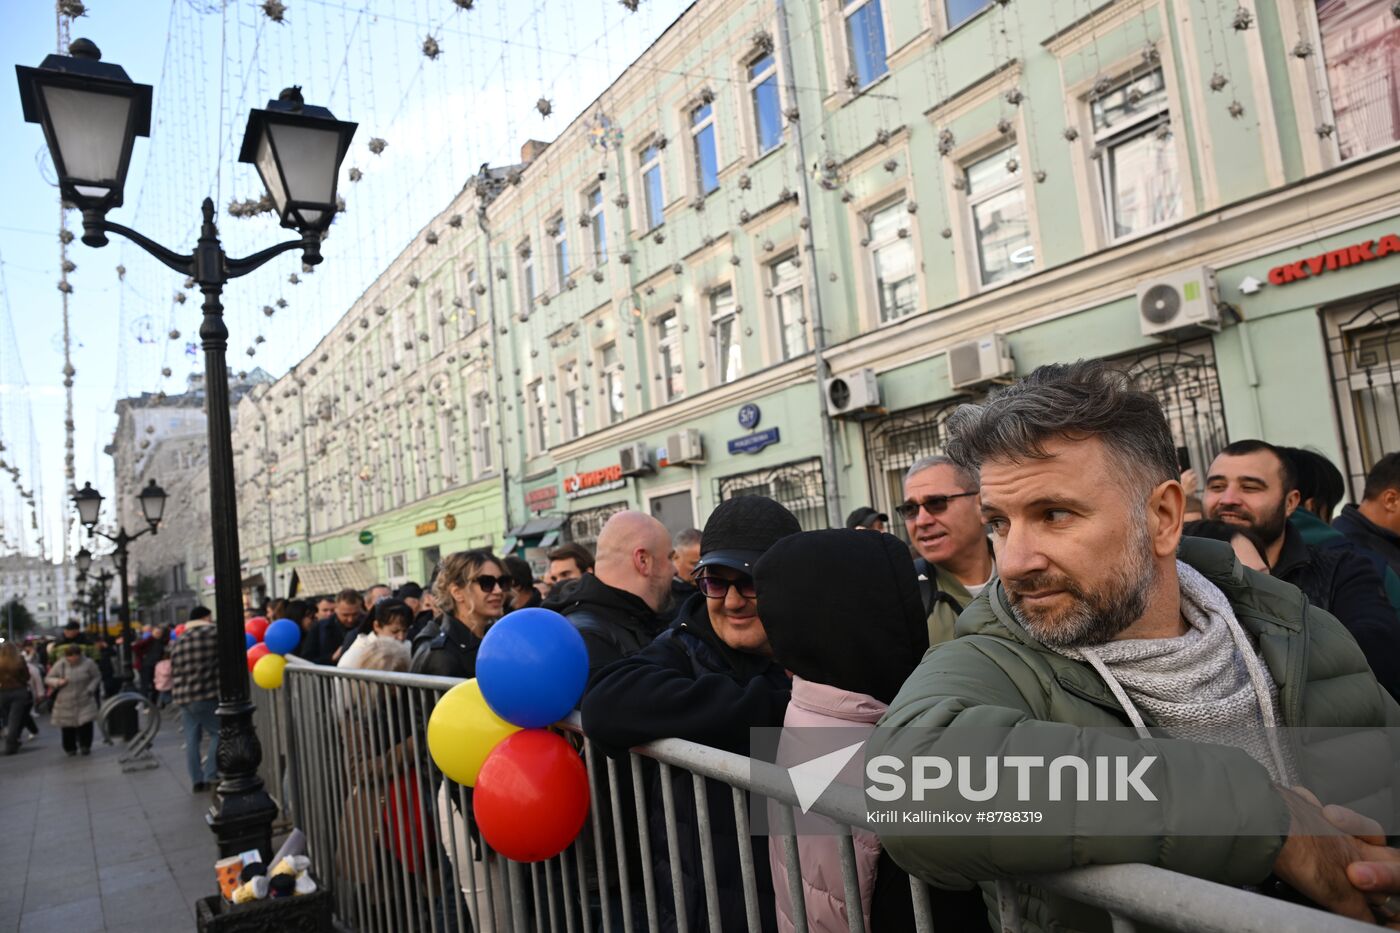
xmin=246 ymin=616 xmax=301 ymax=689
xmin=427 ymin=608 xmax=590 ymax=863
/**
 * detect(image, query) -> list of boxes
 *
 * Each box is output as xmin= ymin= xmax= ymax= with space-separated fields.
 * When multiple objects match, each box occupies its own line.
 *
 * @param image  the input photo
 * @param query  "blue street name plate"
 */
xmin=728 ymin=427 xmax=780 ymax=455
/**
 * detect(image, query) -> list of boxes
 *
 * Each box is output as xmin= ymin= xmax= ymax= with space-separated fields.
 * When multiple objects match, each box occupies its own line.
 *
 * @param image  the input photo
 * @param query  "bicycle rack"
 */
xmin=97 ymin=691 xmax=161 ymax=772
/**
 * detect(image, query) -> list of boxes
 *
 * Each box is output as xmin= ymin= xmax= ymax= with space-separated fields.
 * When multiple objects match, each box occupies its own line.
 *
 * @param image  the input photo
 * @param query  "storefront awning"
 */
xmin=289 ymin=560 xmax=375 ymax=597
xmin=505 ymin=515 xmax=566 ymax=538
xmin=538 ymin=530 xmax=561 ymax=548
xmin=240 ymin=573 xmax=265 ymax=590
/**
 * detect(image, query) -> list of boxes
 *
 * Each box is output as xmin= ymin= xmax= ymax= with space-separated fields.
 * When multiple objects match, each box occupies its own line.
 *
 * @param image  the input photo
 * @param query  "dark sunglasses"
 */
xmin=471 ymin=574 xmax=515 ymax=593
xmin=696 ymin=575 xmax=758 ymax=599
xmin=894 ymin=492 xmax=977 ymax=520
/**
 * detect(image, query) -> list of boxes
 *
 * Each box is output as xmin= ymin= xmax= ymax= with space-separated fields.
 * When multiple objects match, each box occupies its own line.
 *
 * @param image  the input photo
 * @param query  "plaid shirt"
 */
xmin=169 ymin=621 xmax=220 ymax=705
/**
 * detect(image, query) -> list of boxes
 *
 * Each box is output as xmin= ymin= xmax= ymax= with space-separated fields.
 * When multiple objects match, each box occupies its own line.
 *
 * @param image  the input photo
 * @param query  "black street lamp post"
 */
xmin=72 ymin=480 xmax=166 ymax=682
xmin=96 ymin=569 xmax=114 ymax=637
xmin=20 ymin=39 xmax=356 ymax=860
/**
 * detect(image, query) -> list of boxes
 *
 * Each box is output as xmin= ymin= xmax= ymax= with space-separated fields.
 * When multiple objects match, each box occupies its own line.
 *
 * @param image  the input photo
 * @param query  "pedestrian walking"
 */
xmin=44 ymin=643 xmax=101 ymax=756
xmin=169 ymin=605 xmax=221 ymax=791
xmin=0 ymin=643 xmax=34 ymax=755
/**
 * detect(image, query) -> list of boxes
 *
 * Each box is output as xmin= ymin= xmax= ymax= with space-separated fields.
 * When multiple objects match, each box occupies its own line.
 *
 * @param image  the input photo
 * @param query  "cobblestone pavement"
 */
xmin=0 ymin=708 xmax=220 ymax=933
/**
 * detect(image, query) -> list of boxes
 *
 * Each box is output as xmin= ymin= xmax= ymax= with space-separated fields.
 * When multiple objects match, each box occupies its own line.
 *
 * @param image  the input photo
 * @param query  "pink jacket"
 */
xmin=769 ymin=677 xmax=887 ymax=933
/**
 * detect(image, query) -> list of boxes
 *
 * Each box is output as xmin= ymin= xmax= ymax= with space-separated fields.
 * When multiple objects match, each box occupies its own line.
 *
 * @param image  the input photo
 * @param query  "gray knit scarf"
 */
xmin=1052 ymin=561 xmax=1291 ymax=783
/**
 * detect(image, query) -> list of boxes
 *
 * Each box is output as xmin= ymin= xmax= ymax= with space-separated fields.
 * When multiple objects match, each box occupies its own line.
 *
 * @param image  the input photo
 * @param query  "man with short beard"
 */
xmin=1204 ymin=439 xmax=1400 ymax=699
xmin=872 ymin=361 xmax=1400 ymax=932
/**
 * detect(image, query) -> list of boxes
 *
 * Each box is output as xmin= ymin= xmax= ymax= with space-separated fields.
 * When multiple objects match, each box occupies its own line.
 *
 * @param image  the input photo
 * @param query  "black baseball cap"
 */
xmin=692 ymin=496 xmax=802 ymax=576
xmin=845 ymin=506 xmax=889 ymax=529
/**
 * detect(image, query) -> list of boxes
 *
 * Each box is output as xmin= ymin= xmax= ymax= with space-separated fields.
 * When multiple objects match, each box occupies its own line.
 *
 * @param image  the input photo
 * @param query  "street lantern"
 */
xmin=138 ymin=478 xmax=168 ymax=530
xmin=73 ymin=481 xmax=104 ymax=529
xmin=75 ymin=546 xmax=92 ymax=575
xmin=14 ymin=38 xmax=151 ymax=241
xmin=238 ymin=87 xmax=356 ymax=237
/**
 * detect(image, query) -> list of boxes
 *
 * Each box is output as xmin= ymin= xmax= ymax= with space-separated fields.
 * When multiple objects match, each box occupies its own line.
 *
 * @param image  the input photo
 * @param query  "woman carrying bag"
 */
xmin=45 ymin=644 xmax=102 ymax=756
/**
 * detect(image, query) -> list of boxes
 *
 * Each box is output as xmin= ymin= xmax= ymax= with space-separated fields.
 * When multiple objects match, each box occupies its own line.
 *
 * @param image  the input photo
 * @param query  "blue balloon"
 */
xmin=477 ymin=608 xmax=588 ymax=728
xmin=264 ymin=618 xmax=302 ymax=655
xmin=245 ymin=632 xmax=257 ymax=650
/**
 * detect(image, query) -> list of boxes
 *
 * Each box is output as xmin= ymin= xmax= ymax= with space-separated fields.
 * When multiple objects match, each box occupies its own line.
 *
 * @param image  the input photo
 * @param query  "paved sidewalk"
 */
xmin=0 ymin=709 xmax=220 ymax=933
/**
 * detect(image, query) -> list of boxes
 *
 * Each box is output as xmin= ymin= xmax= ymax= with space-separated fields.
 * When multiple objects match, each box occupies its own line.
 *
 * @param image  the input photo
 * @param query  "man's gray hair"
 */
xmin=904 ymin=455 xmax=979 ymax=492
xmin=672 ymin=527 xmax=702 ymax=549
xmin=944 ymin=360 xmax=1178 ymax=495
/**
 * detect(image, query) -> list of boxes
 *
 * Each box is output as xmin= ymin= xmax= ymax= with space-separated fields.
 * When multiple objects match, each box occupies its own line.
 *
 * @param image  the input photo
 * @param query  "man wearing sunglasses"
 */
xmin=583 ymin=495 xmax=800 ymax=933
xmin=899 ymin=455 xmax=996 ymax=646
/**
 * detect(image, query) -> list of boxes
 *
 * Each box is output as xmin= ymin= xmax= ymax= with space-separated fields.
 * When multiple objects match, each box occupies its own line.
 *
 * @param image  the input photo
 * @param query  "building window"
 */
xmin=710 ymin=286 xmax=742 ymax=384
xmin=528 ymin=380 xmax=548 ymax=454
xmin=563 ymin=365 xmax=585 ymax=441
xmin=1091 ymin=68 xmax=1181 ymax=240
xmin=460 ymin=266 xmax=479 ymax=335
xmin=770 ymin=254 xmax=808 ymax=360
xmin=656 ymin=310 xmax=684 ymax=402
xmin=866 ymin=200 xmax=917 ymax=322
xmin=690 ymin=102 xmax=719 ymax=196
xmin=964 ymin=146 xmax=1035 ymax=287
xmin=550 ymin=214 xmax=570 ymax=289
xmin=1316 ymin=0 xmax=1400 ymax=161
xmin=945 ymin=0 xmax=990 ymax=30
xmin=601 ymin=343 xmax=625 ymax=425
xmin=431 ymin=289 xmax=447 ymax=356
xmin=587 ymin=185 xmax=608 ymax=265
xmin=639 ymin=142 xmax=665 ymax=230
xmin=717 ymin=458 xmax=828 ymax=531
xmin=518 ymin=241 xmax=536 ymax=318
xmin=748 ymin=52 xmax=783 ymax=155
xmin=843 ymin=0 xmax=888 ymax=88
xmin=472 ymin=390 xmax=494 ymax=473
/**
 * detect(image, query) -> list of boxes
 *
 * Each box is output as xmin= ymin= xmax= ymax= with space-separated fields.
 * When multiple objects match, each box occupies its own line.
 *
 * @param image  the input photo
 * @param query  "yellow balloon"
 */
xmin=427 ymin=679 xmax=520 ymax=787
xmin=253 ymin=653 xmax=287 ymax=690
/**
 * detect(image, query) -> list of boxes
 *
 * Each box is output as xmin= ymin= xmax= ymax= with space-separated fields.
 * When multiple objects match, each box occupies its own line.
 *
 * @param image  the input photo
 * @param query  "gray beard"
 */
xmin=1005 ymin=524 xmax=1157 ymax=648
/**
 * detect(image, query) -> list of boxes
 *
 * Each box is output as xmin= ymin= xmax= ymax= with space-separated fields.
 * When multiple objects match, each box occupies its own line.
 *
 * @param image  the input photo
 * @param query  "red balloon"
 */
xmin=245 ymin=616 xmax=270 ymax=642
xmin=174 ymin=624 xmax=186 ymax=637
xmin=247 ymin=643 xmax=271 ymax=672
xmin=382 ymin=770 xmax=432 ymax=873
xmin=473 ymin=730 xmax=589 ymax=863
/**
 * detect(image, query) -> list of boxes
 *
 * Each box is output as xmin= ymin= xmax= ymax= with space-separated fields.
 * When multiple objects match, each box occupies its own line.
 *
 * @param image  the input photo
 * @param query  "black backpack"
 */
xmin=913 ymin=558 xmax=965 ymax=619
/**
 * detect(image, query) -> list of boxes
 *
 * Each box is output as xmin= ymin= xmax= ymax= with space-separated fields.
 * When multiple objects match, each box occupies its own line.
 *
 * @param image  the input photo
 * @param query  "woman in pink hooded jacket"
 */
xmin=755 ymin=529 xmax=989 ymax=933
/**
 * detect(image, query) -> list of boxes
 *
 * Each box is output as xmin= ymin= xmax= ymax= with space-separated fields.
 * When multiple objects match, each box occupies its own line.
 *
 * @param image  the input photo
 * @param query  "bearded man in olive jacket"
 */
xmin=871 ymin=361 xmax=1400 ymax=932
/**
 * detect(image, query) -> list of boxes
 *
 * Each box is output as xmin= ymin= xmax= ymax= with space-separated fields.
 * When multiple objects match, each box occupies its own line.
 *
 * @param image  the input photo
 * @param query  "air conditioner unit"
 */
xmin=948 ymin=333 xmax=1015 ymax=391
xmin=665 ymin=429 xmax=705 ymax=464
xmin=825 ymin=368 xmax=881 ymax=417
xmin=618 ymin=442 xmax=653 ymax=477
xmin=1137 ymin=267 xmax=1221 ymax=338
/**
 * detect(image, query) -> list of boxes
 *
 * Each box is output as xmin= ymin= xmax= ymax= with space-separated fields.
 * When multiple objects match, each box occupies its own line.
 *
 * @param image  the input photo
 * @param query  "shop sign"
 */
xmin=525 ymin=486 xmax=559 ymax=513
xmin=1267 ymin=234 xmax=1400 ymax=286
xmin=563 ymin=464 xmax=627 ymax=499
xmin=358 ymin=529 xmax=374 ymax=545
xmin=415 ymin=519 xmax=439 ymax=537
xmin=728 ymin=427 xmax=781 ymax=455
xmin=444 ymin=514 xmax=457 ymax=530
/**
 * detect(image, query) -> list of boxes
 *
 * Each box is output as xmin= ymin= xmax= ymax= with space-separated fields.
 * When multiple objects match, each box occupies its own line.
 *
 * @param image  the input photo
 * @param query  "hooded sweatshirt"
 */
xmin=755 ymin=530 xmax=932 ymax=933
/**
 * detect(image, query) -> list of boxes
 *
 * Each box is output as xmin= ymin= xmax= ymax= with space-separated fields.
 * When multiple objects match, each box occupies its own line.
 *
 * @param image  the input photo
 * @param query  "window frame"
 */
xmin=561 ymin=362 xmax=585 ymax=441
xmin=962 ymin=143 xmax=1037 ymax=289
xmin=746 ymin=50 xmax=784 ymax=157
xmin=549 ymin=213 xmax=570 ymax=290
xmin=769 ymin=252 xmax=809 ymax=361
xmin=460 ymin=266 xmax=479 ymax=336
xmin=517 ymin=239 xmax=536 ymax=319
xmin=690 ymin=101 xmax=720 ymax=197
xmin=941 ymin=0 xmax=991 ymax=32
xmin=1089 ymin=67 xmax=1182 ymax=243
xmin=654 ymin=309 xmax=685 ymax=403
xmin=586 ymin=185 xmax=608 ymax=266
xmin=708 ymin=285 xmax=743 ymax=386
xmin=599 ymin=342 xmax=625 ymax=426
xmin=471 ymin=389 xmax=494 ymax=474
xmin=865 ymin=198 xmax=920 ymax=323
xmin=639 ymin=141 xmax=666 ymax=231
xmin=528 ymin=379 xmax=549 ymax=455
xmin=841 ymin=0 xmax=890 ymax=90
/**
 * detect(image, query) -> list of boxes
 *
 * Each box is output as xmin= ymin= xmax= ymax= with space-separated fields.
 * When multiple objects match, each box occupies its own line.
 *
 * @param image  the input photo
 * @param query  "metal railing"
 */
xmin=253 ymin=664 xmax=1370 ymax=933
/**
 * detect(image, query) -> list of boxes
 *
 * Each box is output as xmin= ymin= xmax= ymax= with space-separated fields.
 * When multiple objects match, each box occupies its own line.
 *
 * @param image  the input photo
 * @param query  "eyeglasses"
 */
xmin=471 ymin=574 xmax=516 ymax=593
xmin=696 ymin=575 xmax=758 ymax=599
xmin=894 ymin=492 xmax=977 ymax=520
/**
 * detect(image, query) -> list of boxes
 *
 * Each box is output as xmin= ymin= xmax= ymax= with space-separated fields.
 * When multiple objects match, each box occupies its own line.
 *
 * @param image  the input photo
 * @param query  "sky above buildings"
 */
xmin=0 ymin=0 xmax=693 ymax=563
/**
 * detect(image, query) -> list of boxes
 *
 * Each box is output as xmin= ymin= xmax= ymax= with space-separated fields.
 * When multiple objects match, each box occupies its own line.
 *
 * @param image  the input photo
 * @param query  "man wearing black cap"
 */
xmin=582 ymin=495 xmax=800 ymax=933
xmin=846 ymin=506 xmax=889 ymax=532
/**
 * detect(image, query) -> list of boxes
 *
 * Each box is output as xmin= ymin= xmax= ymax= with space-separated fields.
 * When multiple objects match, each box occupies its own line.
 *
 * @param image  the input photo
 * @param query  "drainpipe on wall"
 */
xmin=294 ymin=373 xmax=312 ymax=555
xmin=257 ymin=401 xmax=277 ymax=602
xmin=479 ymin=197 xmax=514 ymax=544
xmin=776 ymin=0 xmax=844 ymax=529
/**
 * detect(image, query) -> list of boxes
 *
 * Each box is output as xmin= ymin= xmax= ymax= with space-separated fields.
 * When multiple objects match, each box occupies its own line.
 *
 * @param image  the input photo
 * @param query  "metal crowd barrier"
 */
xmin=252 ymin=665 xmax=1370 ymax=933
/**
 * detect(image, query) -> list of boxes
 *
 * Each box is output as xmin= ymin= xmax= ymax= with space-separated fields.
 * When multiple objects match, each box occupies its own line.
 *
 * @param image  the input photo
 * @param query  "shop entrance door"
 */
xmin=649 ymin=491 xmax=696 ymax=540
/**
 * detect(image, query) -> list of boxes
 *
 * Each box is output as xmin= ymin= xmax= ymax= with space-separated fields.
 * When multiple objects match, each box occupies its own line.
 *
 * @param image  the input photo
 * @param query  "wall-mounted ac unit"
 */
xmin=665 ymin=429 xmax=705 ymax=464
xmin=618 ymin=442 xmax=653 ymax=477
xmin=825 ymin=368 xmax=881 ymax=416
xmin=948 ymin=333 xmax=1015 ymax=391
xmin=1137 ymin=267 xmax=1221 ymax=338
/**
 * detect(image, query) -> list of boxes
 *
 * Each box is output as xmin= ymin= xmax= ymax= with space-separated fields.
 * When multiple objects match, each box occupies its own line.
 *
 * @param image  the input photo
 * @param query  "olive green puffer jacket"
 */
xmin=873 ymin=537 xmax=1400 ymax=933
